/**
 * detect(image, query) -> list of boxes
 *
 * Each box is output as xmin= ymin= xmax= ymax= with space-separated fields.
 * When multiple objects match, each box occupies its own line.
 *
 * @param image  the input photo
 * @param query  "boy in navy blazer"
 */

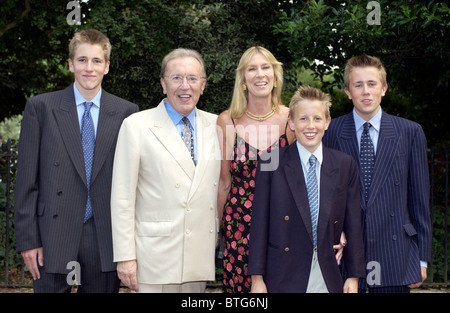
xmin=323 ymin=54 xmax=431 ymax=293
xmin=248 ymin=86 xmax=365 ymax=293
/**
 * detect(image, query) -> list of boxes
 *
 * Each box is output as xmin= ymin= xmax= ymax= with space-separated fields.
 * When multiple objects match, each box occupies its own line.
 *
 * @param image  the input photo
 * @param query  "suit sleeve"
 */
xmin=407 ymin=125 xmax=432 ymax=262
xmin=110 ymin=117 xmax=140 ymax=262
xmin=14 ymin=98 xmax=42 ymax=252
xmin=343 ymin=156 xmax=366 ymax=278
xmin=247 ymin=154 xmax=272 ymax=276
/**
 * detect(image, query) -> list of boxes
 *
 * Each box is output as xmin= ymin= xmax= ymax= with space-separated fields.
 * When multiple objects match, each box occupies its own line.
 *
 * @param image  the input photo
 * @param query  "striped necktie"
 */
xmin=306 ymin=154 xmax=319 ymax=247
xmin=81 ymin=101 xmax=95 ymax=222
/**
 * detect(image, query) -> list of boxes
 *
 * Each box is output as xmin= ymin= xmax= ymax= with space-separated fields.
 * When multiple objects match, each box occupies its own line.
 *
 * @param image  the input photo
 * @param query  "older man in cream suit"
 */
xmin=111 ymin=48 xmax=221 ymax=293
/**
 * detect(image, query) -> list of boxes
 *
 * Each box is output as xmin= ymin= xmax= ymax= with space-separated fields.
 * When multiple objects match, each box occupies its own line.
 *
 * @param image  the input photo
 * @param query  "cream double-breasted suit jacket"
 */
xmin=111 ymin=99 xmax=221 ymax=284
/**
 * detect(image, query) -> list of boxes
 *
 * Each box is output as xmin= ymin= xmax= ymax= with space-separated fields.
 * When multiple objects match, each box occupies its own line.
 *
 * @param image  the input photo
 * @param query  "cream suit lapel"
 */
xmin=149 ymin=100 xmax=195 ymax=180
xmin=187 ymin=109 xmax=219 ymax=201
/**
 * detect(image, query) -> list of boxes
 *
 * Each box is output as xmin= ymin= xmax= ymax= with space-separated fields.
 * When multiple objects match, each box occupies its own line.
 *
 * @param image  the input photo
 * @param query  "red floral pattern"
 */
xmin=222 ymin=131 xmax=288 ymax=293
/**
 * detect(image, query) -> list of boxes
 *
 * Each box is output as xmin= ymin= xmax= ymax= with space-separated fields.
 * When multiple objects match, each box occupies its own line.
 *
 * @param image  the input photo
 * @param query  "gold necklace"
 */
xmin=245 ymin=106 xmax=276 ymax=121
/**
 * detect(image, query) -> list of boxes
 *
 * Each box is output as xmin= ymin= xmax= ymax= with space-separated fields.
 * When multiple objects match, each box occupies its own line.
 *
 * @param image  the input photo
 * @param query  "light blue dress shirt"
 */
xmin=164 ymin=100 xmax=197 ymax=162
xmin=295 ymin=141 xmax=323 ymax=209
xmin=74 ymin=83 xmax=101 ymax=137
xmin=353 ymin=107 xmax=381 ymax=155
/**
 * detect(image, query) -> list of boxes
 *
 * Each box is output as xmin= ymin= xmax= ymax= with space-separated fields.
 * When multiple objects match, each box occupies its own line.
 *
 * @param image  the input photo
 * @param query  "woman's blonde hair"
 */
xmin=228 ymin=46 xmax=283 ymax=119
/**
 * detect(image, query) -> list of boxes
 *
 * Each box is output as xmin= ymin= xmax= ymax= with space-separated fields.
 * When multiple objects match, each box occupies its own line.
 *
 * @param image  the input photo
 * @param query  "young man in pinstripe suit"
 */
xmin=14 ymin=29 xmax=138 ymax=292
xmin=323 ymin=54 xmax=432 ymax=293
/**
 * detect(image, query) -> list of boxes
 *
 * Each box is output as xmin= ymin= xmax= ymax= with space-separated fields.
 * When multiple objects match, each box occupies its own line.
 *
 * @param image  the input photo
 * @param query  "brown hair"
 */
xmin=289 ymin=85 xmax=332 ymax=119
xmin=344 ymin=54 xmax=387 ymax=88
xmin=69 ymin=29 xmax=112 ymax=62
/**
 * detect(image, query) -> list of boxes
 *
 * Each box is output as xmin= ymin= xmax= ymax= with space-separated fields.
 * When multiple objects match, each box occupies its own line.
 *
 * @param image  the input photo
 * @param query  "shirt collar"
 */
xmin=296 ymin=141 xmax=323 ymax=167
xmin=353 ymin=107 xmax=382 ymax=132
xmin=164 ymin=99 xmax=196 ymax=129
xmin=73 ymin=83 xmax=102 ymax=108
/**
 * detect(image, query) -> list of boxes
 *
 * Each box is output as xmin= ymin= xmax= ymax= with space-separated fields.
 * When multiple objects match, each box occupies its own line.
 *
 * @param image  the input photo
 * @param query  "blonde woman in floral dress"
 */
xmin=217 ymin=47 xmax=294 ymax=293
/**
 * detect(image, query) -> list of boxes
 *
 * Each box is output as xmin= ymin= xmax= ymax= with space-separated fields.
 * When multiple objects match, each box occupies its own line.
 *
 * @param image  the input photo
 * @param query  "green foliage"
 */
xmin=0 ymin=114 xmax=22 ymax=142
xmin=275 ymin=0 xmax=450 ymax=145
xmin=0 ymin=0 xmax=301 ymax=117
xmin=0 ymin=133 xmax=19 ymax=272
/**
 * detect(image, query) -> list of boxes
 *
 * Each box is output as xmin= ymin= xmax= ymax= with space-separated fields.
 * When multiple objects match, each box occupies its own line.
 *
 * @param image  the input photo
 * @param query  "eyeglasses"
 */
xmin=164 ymin=73 xmax=205 ymax=86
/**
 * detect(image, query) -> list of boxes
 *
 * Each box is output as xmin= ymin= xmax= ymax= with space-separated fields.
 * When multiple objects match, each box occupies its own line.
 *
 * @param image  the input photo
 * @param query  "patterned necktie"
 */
xmin=360 ymin=122 xmax=375 ymax=204
xmin=306 ymin=154 xmax=319 ymax=247
xmin=182 ymin=117 xmax=195 ymax=163
xmin=81 ymin=102 xmax=95 ymax=222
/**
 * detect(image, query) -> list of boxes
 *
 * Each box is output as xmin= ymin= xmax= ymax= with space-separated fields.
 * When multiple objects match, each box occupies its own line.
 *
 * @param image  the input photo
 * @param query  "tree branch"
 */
xmin=0 ymin=0 xmax=31 ymax=38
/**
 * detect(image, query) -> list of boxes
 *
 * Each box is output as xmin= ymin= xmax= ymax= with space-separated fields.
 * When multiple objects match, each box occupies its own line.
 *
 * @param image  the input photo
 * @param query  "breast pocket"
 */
xmin=136 ymin=221 xmax=172 ymax=237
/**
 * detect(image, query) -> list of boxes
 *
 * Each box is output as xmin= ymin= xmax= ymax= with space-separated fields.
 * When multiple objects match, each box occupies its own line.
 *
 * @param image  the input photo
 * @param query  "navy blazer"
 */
xmin=248 ymin=143 xmax=365 ymax=293
xmin=322 ymin=110 xmax=432 ymax=287
xmin=14 ymin=84 xmax=138 ymax=274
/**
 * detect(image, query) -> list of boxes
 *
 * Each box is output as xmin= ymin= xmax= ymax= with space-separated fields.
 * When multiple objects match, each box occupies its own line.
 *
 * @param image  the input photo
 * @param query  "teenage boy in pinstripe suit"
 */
xmin=323 ymin=54 xmax=431 ymax=293
xmin=14 ymin=29 xmax=138 ymax=292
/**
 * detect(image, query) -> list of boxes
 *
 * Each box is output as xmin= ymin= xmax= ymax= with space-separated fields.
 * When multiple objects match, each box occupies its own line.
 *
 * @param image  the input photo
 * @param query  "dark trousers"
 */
xmin=33 ymin=218 xmax=120 ymax=293
xmin=367 ymin=286 xmax=410 ymax=293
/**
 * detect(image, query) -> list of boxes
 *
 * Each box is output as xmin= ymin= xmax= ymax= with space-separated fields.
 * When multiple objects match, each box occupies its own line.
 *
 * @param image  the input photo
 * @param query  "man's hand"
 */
xmin=408 ymin=266 xmax=427 ymax=289
xmin=250 ymin=275 xmax=268 ymax=293
xmin=21 ymin=247 xmax=44 ymax=280
xmin=343 ymin=277 xmax=358 ymax=293
xmin=117 ymin=260 xmax=138 ymax=292
xmin=333 ymin=232 xmax=347 ymax=265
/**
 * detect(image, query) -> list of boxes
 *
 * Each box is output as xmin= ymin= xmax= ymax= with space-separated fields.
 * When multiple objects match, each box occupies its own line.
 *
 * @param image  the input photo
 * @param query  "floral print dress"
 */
xmin=222 ymin=125 xmax=288 ymax=293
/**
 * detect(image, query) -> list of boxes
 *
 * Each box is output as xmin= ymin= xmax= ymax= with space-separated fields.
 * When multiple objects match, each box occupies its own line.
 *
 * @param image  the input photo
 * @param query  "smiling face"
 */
xmin=68 ymin=43 xmax=110 ymax=100
xmin=243 ymin=52 xmax=275 ymax=102
xmin=288 ymin=99 xmax=331 ymax=153
xmin=160 ymin=56 xmax=206 ymax=116
xmin=345 ymin=66 xmax=388 ymax=121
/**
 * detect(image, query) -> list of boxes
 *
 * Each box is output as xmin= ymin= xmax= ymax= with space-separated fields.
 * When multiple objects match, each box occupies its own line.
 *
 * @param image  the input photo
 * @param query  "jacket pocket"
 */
xmin=136 ymin=221 xmax=172 ymax=237
xmin=403 ymin=223 xmax=418 ymax=237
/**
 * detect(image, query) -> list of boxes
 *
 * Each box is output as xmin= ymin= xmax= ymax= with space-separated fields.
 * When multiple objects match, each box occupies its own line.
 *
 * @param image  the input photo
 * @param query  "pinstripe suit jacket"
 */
xmin=14 ymin=84 xmax=138 ymax=274
xmin=323 ymin=110 xmax=432 ymax=287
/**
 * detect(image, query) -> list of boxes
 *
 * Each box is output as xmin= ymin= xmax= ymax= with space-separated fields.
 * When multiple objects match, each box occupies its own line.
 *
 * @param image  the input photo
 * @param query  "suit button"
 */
xmin=390 ymin=211 xmax=395 ymax=217
xmin=54 ymin=162 xmax=59 ymax=167
xmin=53 ymin=214 xmax=58 ymax=219
xmin=186 ymin=229 xmax=191 ymax=235
xmin=284 ymin=216 xmax=290 ymax=221
xmin=57 ymin=191 xmax=62 ymax=196
xmin=175 ymin=183 xmax=180 ymax=188
xmin=392 ymin=235 xmax=397 ymax=240
xmin=284 ymin=247 xmax=290 ymax=252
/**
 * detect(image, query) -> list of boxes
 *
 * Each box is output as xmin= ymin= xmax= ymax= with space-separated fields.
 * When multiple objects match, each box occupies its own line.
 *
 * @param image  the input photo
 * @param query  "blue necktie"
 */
xmin=81 ymin=102 xmax=95 ymax=222
xmin=182 ymin=117 xmax=195 ymax=163
xmin=306 ymin=154 xmax=319 ymax=247
xmin=360 ymin=122 xmax=375 ymax=204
